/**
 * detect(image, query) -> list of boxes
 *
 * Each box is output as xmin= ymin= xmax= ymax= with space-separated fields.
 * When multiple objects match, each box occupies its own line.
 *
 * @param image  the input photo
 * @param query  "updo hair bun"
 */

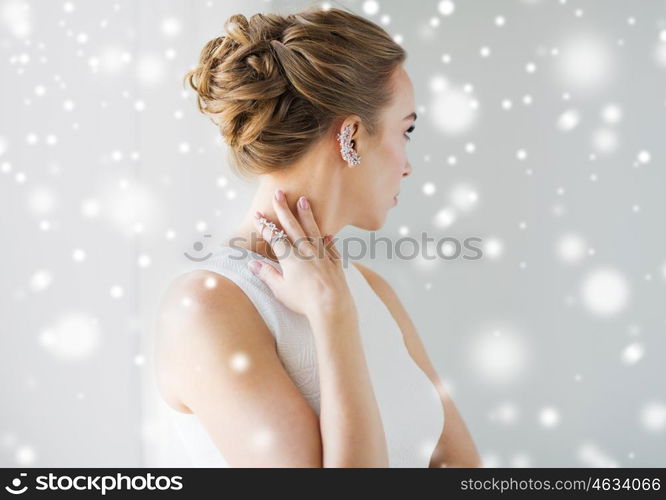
xmin=184 ymin=7 xmax=406 ymax=178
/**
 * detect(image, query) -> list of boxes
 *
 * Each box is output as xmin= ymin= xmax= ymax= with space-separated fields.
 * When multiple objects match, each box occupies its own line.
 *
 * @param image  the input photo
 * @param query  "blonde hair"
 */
xmin=183 ymin=6 xmax=406 ymax=178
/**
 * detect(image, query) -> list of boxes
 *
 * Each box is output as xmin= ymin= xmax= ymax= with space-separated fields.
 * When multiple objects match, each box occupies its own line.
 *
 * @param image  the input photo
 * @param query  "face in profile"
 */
xmin=344 ymin=64 xmax=415 ymax=231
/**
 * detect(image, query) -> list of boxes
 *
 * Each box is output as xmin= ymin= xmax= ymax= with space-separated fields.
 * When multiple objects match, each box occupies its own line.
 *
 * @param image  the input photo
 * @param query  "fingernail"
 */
xmin=255 ymin=210 xmax=264 ymax=219
xmin=274 ymin=189 xmax=285 ymax=201
xmin=298 ymin=196 xmax=309 ymax=210
xmin=248 ymin=260 xmax=262 ymax=275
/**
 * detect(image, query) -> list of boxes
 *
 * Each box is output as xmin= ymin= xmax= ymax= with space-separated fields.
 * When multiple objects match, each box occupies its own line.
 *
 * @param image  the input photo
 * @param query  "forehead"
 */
xmin=387 ymin=65 xmax=415 ymax=115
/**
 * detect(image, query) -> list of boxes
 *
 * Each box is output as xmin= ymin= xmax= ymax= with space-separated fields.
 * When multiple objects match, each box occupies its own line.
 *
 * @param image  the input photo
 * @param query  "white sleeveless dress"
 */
xmin=165 ymin=245 xmax=445 ymax=467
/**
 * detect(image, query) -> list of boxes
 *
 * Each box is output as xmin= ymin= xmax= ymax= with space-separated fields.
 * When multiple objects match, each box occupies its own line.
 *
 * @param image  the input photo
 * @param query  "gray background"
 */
xmin=1 ymin=0 xmax=664 ymax=467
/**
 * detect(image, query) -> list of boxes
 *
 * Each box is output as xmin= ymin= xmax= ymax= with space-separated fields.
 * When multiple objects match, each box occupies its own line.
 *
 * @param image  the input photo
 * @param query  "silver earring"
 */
xmin=336 ymin=124 xmax=361 ymax=167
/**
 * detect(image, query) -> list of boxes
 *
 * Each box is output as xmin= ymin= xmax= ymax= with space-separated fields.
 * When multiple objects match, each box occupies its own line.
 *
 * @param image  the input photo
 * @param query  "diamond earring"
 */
xmin=336 ymin=124 xmax=362 ymax=167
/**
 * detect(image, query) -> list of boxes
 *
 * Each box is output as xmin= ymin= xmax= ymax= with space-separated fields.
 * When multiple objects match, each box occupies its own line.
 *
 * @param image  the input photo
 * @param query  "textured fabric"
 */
xmin=165 ymin=245 xmax=445 ymax=467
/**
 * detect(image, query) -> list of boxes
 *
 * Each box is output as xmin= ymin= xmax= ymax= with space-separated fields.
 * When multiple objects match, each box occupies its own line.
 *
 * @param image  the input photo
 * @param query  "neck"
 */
xmin=225 ymin=151 xmax=349 ymax=262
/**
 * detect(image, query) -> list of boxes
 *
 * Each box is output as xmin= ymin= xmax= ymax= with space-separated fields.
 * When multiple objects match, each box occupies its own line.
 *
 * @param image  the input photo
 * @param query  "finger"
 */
xmin=309 ymin=234 xmax=329 ymax=260
xmin=273 ymin=189 xmax=316 ymax=258
xmin=254 ymin=211 xmax=291 ymax=259
xmin=324 ymin=234 xmax=341 ymax=261
xmin=296 ymin=196 xmax=323 ymax=242
xmin=247 ymin=259 xmax=283 ymax=295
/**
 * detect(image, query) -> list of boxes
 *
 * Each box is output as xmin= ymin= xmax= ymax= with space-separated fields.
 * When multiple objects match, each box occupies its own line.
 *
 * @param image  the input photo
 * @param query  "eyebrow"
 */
xmin=403 ymin=112 xmax=417 ymax=121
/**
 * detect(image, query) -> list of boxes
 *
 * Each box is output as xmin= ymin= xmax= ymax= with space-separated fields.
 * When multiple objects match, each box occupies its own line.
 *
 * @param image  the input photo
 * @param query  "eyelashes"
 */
xmin=404 ymin=124 xmax=416 ymax=141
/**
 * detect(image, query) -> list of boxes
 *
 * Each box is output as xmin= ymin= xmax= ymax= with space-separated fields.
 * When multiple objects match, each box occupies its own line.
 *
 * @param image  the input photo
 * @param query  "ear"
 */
xmin=335 ymin=115 xmax=367 ymax=154
xmin=334 ymin=118 xmax=364 ymax=168
xmin=337 ymin=116 xmax=363 ymax=144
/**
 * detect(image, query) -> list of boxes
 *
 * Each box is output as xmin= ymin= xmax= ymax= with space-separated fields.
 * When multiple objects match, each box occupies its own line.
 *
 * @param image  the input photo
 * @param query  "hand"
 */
xmin=247 ymin=189 xmax=356 ymax=321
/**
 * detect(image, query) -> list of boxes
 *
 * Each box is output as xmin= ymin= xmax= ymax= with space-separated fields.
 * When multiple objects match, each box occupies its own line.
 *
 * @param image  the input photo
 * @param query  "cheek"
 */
xmin=387 ymin=141 xmax=407 ymax=176
xmin=375 ymin=136 xmax=406 ymax=168
xmin=358 ymin=137 xmax=405 ymax=198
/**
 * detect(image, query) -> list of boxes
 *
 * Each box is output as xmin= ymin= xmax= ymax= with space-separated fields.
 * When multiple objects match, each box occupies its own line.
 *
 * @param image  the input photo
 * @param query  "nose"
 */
xmin=402 ymin=160 xmax=412 ymax=178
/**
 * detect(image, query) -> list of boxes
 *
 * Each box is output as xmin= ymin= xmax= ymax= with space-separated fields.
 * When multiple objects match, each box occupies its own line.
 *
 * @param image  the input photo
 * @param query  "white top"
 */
xmin=165 ymin=245 xmax=444 ymax=467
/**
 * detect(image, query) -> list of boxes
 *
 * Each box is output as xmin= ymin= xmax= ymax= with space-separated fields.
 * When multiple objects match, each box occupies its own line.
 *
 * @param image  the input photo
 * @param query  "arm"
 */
xmin=352 ymin=262 xmax=483 ymax=468
xmin=309 ymin=304 xmax=389 ymax=467
xmin=154 ymin=269 xmax=323 ymax=467
xmin=154 ymin=269 xmax=388 ymax=467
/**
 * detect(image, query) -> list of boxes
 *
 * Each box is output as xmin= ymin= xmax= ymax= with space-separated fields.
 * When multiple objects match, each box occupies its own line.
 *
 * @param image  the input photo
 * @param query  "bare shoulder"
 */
xmin=155 ymin=269 xmax=268 ymax=340
xmin=157 ymin=269 xmax=264 ymax=320
xmin=153 ymin=269 xmax=276 ymax=411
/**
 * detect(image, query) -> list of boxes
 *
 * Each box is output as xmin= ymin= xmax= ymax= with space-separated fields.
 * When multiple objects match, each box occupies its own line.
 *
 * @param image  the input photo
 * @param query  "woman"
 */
xmin=154 ymin=6 xmax=481 ymax=468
